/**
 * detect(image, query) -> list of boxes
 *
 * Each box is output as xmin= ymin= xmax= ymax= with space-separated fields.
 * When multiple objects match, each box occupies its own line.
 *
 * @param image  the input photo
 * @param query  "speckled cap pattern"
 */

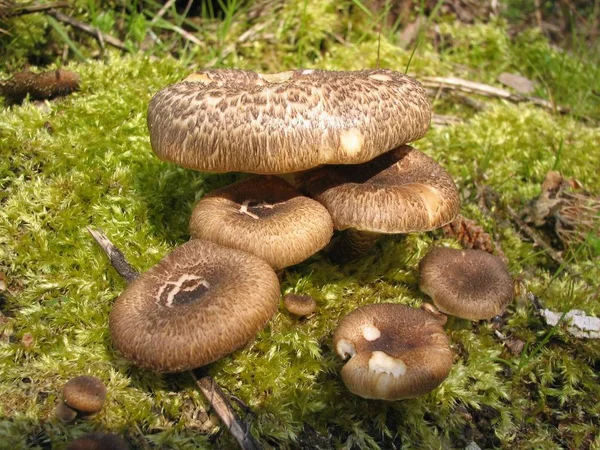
xmin=148 ymin=69 xmax=431 ymax=174
xmin=109 ymin=239 xmax=280 ymax=373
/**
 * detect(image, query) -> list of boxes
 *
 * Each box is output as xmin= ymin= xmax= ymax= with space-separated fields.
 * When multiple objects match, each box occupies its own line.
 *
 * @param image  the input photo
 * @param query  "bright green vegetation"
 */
xmin=1 ymin=1 xmax=599 ymax=449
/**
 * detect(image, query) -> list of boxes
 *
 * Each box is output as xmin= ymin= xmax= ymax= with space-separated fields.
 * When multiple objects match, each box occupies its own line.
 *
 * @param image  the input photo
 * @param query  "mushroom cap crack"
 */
xmin=109 ymin=239 xmax=280 ymax=372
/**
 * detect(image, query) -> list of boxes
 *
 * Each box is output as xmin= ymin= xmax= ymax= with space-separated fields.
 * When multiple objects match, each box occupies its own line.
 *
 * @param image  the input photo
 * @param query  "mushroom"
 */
xmin=58 ymin=375 xmax=107 ymax=421
xmin=147 ymin=69 xmax=431 ymax=174
xmin=283 ymin=293 xmax=317 ymax=317
xmin=333 ymin=303 xmax=453 ymax=400
xmin=66 ymin=432 xmax=130 ymax=450
xmin=419 ymin=247 xmax=514 ymax=320
xmin=300 ymin=145 xmax=460 ymax=260
xmin=109 ymin=239 xmax=280 ymax=372
xmin=189 ymin=176 xmax=333 ymax=270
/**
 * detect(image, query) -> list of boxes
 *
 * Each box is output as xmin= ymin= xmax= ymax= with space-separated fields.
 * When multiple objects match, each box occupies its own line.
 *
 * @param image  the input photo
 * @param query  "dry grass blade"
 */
xmin=47 ymin=9 xmax=129 ymax=51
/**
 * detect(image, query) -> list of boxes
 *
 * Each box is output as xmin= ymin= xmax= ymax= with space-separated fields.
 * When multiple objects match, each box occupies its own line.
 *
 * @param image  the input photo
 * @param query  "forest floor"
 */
xmin=0 ymin=1 xmax=599 ymax=449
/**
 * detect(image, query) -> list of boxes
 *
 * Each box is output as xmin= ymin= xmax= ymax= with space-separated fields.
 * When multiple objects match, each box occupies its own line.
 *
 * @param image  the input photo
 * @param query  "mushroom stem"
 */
xmin=88 ymin=227 xmax=263 ymax=450
xmin=328 ymin=229 xmax=380 ymax=263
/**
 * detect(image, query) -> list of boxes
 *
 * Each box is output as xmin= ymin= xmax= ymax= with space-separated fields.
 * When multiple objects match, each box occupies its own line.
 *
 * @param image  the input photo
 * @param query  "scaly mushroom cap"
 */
xmin=148 ymin=69 xmax=431 ymax=174
xmin=301 ymin=146 xmax=460 ymax=233
xmin=109 ymin=239 xmax=280 ymax=372
xmin=62 ymin=376 xmax=107 ymax=414
xmin=189 ymin=176 xmax=333 ymax=270
xmin=419 ymin=247 xmax=514 ymax=320
xmin=333 ymin=303 xmax=453 ymax=400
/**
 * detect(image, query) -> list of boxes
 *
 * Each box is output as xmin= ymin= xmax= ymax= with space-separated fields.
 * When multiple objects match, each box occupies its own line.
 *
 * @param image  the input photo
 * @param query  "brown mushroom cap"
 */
xmin=283 ymin=294 xmax=317 ymax=317
xmin=333 ymin=303 xmax=453 ymax=400
xmin=419 ymin=247 xmax=514 ymax=320
xmin=62 ymin=376 xmax=107 ymax=414
xmin=66 ymin=432 xmax=130 ymax=450
xmin=189 ymin=176 xmax=333 ymax=270
xmin=148 ymin=69 xmax=431 ymax=174
xmin=109 ymin=239 xmax=280 ymax=372
xmin=300 ymin=146 xmax=460 ymax=233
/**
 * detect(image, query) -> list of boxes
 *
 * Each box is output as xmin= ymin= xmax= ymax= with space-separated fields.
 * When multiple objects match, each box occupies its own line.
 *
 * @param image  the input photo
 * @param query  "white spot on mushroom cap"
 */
xmin=336 ymin=338 xmax=356 ymax=360
xmin=183 ymin=73 xmax=213 ymax=84
xmin=301 ymin=69 xmax=315 ymax=75
xmin=368 ymin=351 xmax=407 ymax=377
xmin=339 ymin=128 xmax=364 ymax=157
xmin=368 ymin=74 xmax=392 ymax=82
xmin=258 ymin=71 xmax=294 ymax=83
xmin=362 ymin=325 xmax=381 ymax=341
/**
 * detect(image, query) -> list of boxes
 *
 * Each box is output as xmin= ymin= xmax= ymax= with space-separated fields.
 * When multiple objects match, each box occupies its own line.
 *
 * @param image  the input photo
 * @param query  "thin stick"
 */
xmin=87 ymin=227 xmax=261 ymax=449
xmin=0 ymin=1 xmax=68 ymax=18
xmin=193 ymin=373 xmax=262 ymax=450
xmin=150 ymin=0 xmax=177 ymax=25
xmin=47 ymin=10 xmax=129 ymax=51
xmin=419 ymin=75 xmax=570 ymax=114
xmin=87 ymin=227 xmax=139 ymax=284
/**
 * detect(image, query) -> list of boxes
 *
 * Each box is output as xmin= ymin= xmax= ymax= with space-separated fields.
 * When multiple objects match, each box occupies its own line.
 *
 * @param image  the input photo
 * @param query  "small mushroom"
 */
xmin=419 ymin=247 xmax=514 ymax=320
xmin=62 ymin=375 xmax=107 ymax=415
xmin=109 ymin=239 xmax=280 ymax=372
xmin=189 ymin=176 xmax=333 ymax=270
xmin=300 ymin=146 xmax=460 ymax=260
xmin=333 ymin=303 xmax=453 ymax=400
xmin=55 ymin=401 xmax=78 ymax=423
xmin=283 ymin=294 xmax=317 ymax=317
xmin=147 ymin=69 xmax=431 ymax=174
xmin=66 ymin=432 xmax=129 ymax=450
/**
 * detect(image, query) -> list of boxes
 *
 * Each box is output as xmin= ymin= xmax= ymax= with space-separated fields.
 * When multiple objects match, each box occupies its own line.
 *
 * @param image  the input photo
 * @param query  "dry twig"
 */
xmin=420 ymin=76 xmax=570 ymax=114
xmin=47 ymin=9 xmax=128 ymax=51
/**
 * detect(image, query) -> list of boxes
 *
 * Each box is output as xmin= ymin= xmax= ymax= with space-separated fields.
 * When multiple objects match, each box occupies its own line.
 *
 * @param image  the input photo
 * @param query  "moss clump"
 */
xmin=1 ymin=8 xmax=600 ymax=450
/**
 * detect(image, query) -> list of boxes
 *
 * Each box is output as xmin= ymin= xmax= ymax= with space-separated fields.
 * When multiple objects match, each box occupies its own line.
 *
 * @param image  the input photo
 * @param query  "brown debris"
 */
xmin=0 ymin=69 xmax=80 ymax=104
xmin=442 ymin=215 xmax=506 ymax=261
xmin=522 ymin=171 xmax=600 ymax=249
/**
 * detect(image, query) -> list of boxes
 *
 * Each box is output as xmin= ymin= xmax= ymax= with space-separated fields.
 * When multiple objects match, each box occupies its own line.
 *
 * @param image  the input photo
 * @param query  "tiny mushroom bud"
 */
xmin=419 ymin=247 xmax=514 ymax=321
xmin=333 ymin=303 xmax=453 ymax=400
xmin=62 ymin=375 xmax=107 ymax=414
xmin=283 ymin=294 xmax=317 ymax=317
xmin=190 ymin=176 xmax=333 ymax=270
xmin=55 ymin=401 xmax=78 ymax=423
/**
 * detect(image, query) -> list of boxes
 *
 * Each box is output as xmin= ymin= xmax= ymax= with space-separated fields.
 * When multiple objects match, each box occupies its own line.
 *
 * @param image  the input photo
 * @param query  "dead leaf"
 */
xmin=498 ymin=72 xmax=535 ymax=95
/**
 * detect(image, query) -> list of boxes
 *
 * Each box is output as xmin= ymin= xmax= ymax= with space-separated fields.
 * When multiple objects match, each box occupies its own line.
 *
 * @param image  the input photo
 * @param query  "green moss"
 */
xmin=1 ymin=7 xmax=600 ymax=450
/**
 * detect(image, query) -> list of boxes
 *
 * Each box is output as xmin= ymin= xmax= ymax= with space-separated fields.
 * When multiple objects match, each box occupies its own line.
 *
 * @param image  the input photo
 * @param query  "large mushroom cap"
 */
xmin=333 ymin=303 xmax=453 ymax=400
xmin=148 ymin=69 xmax=431 ymax=174
xmin=62 ymin=376 xmax=107 ymax=414
xmin=419 ymin=247 xmax=514 ymax=320
xmin=109 ymin=239 xmax=280 ymax=372
xmin=189 ymin=176 xmax=333 ymax=270
xmin=301 ymin=145 xmax=460 ymax=233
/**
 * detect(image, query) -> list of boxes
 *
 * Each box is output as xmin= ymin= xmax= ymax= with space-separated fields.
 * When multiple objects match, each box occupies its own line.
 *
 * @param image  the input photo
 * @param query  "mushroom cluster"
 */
xmin=105 ymin=67 xmax=490 ymax=423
